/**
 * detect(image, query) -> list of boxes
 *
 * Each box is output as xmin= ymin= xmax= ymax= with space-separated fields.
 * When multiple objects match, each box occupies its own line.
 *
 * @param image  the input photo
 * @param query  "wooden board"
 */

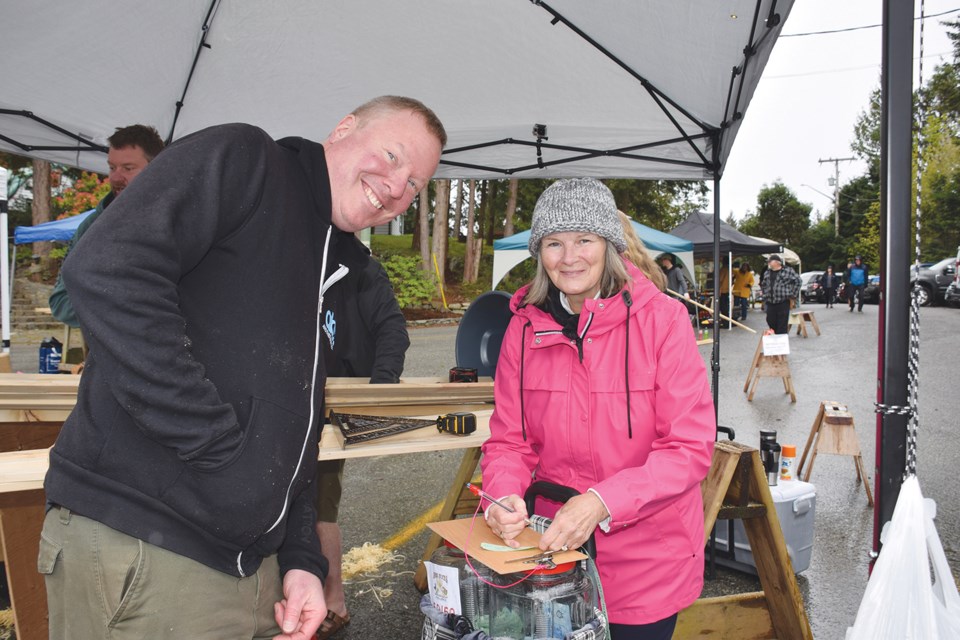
xmin=676 ymin=592 xmax=774 ymax=639
xmin=0 ymin=422 xmax=62 ymax=452
xmin=1 ymin=488 xmax=48 ymax=640
xmin=0 ymin=448 xmax=49 ymax=494
xmin=325 ymin=376 xmax=494 ymax=407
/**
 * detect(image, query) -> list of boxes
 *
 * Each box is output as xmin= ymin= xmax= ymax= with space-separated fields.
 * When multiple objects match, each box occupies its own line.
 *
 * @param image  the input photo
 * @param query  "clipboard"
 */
xmin=426 ymin=518 xmax=587 ymax=574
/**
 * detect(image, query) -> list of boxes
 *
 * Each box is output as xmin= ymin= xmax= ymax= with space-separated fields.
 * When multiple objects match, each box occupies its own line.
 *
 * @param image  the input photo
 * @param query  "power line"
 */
xmin=780 ymin=7 xmax=960 ymax=38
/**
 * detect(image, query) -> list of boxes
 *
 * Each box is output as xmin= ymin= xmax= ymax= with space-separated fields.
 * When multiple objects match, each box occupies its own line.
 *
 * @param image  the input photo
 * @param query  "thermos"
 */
xmin=759 ymin=430 xmax=781 ymax=486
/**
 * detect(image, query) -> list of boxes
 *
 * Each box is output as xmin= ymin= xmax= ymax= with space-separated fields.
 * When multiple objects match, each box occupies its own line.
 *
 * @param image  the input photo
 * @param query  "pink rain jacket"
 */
xmin=481 ymin=261 xmax=716 ymax=625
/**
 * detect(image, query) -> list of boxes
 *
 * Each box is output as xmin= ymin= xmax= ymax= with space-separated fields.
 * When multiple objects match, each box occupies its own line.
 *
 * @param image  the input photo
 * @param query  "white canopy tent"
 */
xmin=751 ymin=235 xmax=802 ymax=272
xmin=1 ymin=1 xmax=791 ymax=180
xmin=0 ymin=0 xmax=793 ymax=394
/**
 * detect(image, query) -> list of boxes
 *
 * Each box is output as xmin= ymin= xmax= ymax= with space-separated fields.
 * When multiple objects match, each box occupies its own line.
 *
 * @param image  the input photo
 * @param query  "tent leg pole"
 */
xmin=710 ymin=174 xmax=721 ymax=430
xmin=874 ymin=0 xmax=913 ymax=564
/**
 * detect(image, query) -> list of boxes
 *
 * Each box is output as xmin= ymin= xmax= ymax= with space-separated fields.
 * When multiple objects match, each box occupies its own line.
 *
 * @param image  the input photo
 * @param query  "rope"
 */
xmin=905 ymin=0 xmax=928 ymax=477
xmin=888 ymin=0 xmax=927 ymax=478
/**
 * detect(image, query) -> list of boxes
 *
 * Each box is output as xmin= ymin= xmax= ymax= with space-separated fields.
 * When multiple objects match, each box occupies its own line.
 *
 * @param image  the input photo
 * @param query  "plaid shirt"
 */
xmin=761 ymin=265 xmax=801 ymax=304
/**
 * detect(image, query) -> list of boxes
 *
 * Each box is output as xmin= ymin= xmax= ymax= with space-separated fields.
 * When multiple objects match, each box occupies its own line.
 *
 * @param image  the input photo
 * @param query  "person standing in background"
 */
xmin=717 ymin=258 xmax=732 ymax=327
xmin=760 ymin=254 xmax=801 ymax=334
xmin=733 ymin=262 xmax=754 ymax=321
xmin=819 ymin=265 xmax=840 ymax=309
xmin=844 ymin=256 xmax=869 ymax=312
xmin=315 ymin=235 xmax=410 ymax=639
xmin=48 ymin=124 xmax=165 ymax=327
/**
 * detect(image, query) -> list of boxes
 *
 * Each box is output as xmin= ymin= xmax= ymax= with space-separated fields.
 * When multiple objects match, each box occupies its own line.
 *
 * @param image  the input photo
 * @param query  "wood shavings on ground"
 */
xmin=0 ymin=608 xmax=14 ymax=640
xmin=341 ymin=542 xmax=404 ymax=580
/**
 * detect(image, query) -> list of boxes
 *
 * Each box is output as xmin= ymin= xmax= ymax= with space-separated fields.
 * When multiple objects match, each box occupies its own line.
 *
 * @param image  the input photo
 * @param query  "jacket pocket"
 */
xmin=160 ymin=396 xmax=312 ymax=547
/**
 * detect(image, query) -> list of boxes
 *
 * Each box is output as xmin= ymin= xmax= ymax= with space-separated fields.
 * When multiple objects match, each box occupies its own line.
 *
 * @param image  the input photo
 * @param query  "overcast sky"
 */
xmin=712 ymin=0 xmax=958 ymax=224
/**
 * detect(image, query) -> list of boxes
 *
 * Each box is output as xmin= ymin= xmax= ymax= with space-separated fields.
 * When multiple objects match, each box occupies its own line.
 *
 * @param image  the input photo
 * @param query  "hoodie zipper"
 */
xmin=235 ymin=225 xmax=334 ymax=577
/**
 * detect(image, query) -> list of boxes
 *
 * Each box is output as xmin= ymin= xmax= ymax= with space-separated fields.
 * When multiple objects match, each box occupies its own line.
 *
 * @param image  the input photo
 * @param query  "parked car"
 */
xmin=945 ymin=246 xmax=960 ymax=307
xmin=946 ymin=281 xmax=960 ymax=307
xmin=910 ymin=256 xmax=957 ymax=306
xmin=862 ymin=275 xmax=881 ymax=304
xmin=799 ymin=270 xmax=825 ymax=304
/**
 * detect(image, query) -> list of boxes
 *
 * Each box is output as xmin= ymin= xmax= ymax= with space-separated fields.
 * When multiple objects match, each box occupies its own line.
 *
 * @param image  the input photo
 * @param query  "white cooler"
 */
xmin=711 ymin=478 xmax=816 ymax=575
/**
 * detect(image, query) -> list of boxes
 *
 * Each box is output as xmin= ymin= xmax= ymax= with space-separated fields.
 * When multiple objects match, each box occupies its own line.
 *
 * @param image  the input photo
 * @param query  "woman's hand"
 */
xmin=539 ymin=492 xmax=609 ymax=552
xmin=484 ymin=494 xmax=528 ymax=548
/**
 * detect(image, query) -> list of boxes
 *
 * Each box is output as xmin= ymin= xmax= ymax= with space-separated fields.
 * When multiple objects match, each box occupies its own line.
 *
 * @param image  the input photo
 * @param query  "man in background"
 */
xmin=315 ymin=236 xmax=410 ymax=638
xmin=845 ymin=255 xmax=869 ymax=313
xmin=760 ymin=254 xmax=801 ymax=334
xmin=48 ymin=124 xmax=165 ymax=327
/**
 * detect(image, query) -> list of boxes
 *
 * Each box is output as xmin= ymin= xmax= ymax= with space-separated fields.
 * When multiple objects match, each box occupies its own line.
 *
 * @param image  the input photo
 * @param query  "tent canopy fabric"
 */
xmin=492 ymin=220 xmax=693 ymax=290
xmin=669 ymin=212 xmax=783 ymax=255
xmin=751 ymin=235 xmax=800 ymax=266
xmin=0 ymin=1 xmax=792 ymax=181
xmin=493 ymin=220 xmax=691 ymax=254
xmin=14 ymin=210 xmax=94 ymax=244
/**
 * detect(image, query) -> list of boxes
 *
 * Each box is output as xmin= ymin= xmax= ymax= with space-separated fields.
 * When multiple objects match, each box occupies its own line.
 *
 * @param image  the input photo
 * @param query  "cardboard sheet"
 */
xmin=426 ymin=518 xmax=587 ymax=575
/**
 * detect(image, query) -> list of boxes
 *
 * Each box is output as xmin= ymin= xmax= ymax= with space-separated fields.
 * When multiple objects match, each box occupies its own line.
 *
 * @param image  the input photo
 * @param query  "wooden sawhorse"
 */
xmin=676 ymin=440 xmax=812 ymax=639
xmin=798 ymin=401 xmax=873 ymax=506
xmin=791 ymin=310 xmax=821 ymax=338
xmin=743 ymin=335 xmax=797 ymax=403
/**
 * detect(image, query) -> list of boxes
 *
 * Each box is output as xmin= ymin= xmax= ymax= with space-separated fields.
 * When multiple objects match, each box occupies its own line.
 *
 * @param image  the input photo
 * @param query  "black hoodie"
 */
xmin=47 ymin=123 xmax=350 ymax=580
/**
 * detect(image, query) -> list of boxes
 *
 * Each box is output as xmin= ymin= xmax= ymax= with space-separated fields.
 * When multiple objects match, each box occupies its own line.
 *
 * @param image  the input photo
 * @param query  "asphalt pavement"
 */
xmin=8 ymin=303 xmax=958 ymax=639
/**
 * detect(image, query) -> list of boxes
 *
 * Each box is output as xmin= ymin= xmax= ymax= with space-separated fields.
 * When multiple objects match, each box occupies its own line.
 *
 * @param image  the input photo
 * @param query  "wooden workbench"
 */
xmin=0 ymin=376 xmax=493 ymax=640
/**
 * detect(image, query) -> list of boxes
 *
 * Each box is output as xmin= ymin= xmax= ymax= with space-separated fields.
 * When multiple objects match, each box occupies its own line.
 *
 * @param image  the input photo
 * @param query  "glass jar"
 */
xmin=487 ymin=561 xmax=597 ymax=639
xmin=427 ymin=540 xmax=492 ymax=634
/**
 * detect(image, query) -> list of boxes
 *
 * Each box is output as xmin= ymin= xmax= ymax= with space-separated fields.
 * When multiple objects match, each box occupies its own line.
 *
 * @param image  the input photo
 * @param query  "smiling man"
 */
xmin=40 ymin=96 xmax=445 ymax=640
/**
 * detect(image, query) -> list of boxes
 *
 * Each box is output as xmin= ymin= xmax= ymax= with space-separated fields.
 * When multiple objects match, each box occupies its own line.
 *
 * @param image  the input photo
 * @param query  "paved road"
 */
xmin=10 ymin=306 xmax=957 ymax=639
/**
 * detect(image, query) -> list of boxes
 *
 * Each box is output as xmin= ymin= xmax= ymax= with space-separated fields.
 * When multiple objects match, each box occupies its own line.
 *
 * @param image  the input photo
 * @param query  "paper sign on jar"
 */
xmin=762 ymin=333 xmax=790 ymax=356
xmin=424 ymin=561 xmax=462 ymax=615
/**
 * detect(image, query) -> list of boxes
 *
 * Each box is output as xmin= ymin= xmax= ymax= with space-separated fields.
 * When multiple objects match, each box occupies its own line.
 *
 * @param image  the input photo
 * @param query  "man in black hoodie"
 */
xmin=39 ymin=96 xmax=445 ymax=640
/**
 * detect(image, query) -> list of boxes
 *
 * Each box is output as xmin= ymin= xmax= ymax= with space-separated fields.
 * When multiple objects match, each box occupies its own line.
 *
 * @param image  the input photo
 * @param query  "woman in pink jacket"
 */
xmin=481 ymin=178 xmax=716 ymax=639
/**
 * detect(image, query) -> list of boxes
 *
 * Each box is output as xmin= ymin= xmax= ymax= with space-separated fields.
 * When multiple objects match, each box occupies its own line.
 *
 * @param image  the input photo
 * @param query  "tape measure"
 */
xmin=437 ymin=412 xmax=477 ymax=436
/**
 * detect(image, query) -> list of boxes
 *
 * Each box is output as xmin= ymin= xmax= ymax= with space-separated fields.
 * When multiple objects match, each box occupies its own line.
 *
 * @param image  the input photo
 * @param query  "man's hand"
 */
xmin=273 ymin=569 xmax=327 ymax=640
xmin=539 ymin=492 xmax=608 ymax=552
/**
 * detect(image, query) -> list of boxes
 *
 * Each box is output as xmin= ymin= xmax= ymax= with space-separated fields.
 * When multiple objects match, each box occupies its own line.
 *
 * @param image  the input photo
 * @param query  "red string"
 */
xmin=462 ymin=499 xmax=540 ymax=589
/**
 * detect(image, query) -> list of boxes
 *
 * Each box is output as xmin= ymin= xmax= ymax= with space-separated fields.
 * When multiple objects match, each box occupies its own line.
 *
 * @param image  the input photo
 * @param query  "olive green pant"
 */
xmin=39 ymin=507 xmax=284 ymax=639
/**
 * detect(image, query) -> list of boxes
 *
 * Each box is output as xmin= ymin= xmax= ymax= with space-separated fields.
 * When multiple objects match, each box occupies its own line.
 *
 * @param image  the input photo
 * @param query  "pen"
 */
xmin=465 ymin=483 xmax=532 ymax=524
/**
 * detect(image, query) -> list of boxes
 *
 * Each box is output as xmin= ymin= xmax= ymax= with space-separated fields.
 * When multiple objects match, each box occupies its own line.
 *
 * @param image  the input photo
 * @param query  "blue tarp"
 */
xmin=493 ymin=219 xmax=693 ymax=255
xmin=14 ymin=209 xmax=95 ymax=244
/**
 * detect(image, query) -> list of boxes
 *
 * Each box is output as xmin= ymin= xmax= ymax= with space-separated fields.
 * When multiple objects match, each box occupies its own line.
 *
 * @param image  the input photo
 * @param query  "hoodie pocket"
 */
xmin=160 ymin=396 xmax=312 ymax=547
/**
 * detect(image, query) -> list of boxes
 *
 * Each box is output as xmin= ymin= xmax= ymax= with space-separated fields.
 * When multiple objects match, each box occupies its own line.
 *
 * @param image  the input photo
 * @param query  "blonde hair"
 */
xmin=352 ymin=95 xmax=447 ymax=148
xmin=619 ymin=211 xmax=667 ymax=292
xmin=524 ymin=240 xmax=630 ymax=308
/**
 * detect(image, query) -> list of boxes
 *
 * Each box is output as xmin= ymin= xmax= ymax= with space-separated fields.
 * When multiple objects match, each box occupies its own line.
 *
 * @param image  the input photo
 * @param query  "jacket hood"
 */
xmin=277 ymin=136 xmax=333 ymax=226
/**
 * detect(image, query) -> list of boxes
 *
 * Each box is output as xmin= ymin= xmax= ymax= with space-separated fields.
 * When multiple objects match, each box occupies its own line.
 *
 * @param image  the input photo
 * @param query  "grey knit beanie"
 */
xmin=528 ymin=178 xmax=627 ymax=256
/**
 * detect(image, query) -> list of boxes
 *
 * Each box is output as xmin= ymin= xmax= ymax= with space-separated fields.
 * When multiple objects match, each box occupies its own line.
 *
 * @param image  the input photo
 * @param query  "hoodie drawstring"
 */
xmin=622 ymin=290 xmax=633 ymax=439
xmin=520 ymin=321 xmax=530 ymax=442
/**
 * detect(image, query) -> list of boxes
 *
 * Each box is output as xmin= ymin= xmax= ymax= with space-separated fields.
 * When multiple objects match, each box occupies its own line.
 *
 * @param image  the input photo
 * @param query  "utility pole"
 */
xmin=818 ymin=156 xmax=855 ymax=236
